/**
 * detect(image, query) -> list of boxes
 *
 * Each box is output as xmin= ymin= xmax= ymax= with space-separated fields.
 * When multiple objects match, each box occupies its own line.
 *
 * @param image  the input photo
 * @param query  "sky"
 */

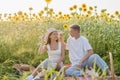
xmin=0 ymin=0 xmax=120 ymax=14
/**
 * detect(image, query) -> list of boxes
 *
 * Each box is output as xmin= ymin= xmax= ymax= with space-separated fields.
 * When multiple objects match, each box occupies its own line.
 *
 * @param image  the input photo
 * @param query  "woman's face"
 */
xmin=49 ymin=31 xmax=58 ymax=40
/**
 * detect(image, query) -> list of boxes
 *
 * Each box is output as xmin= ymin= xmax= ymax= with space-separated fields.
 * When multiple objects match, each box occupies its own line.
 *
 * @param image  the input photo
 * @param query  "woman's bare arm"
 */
xmin=57 ymin=43 xmax=65 ymax=63
xmin=38 ymin=44 xmax=47 ymax=55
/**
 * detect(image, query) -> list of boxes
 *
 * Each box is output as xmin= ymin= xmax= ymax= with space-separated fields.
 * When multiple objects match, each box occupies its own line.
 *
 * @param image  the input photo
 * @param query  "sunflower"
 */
xmin=40 ymin=10 xmax=44 ymax=14
xmin=55 ymin=14 xmax=58 ymax=17
xmin=77 ymin=16 xmax=80 ymax=19
xmin=69 ymin=7 xmax=73 ymax=11
xmin=82 ymin=3 xmax=87 ymax=8
xmin=49 ymin=8 xmax=53 ymax=12
xmin=32 ymin=14 xmax=36 ymax=17
xmin=63 ymin=24 xmax=68 ymax=30
xmin=115 ymin=11 xmax=119 ymax=16
xmin=14 ymin=13 xmax=17 ymax=16
xmin=86 ymin=15 xmax=89 ymax=18
xmin=44 ymin=0 xmax=52 ymax=4
xmin=107 ymin=13 xmax=110 ymax=16
xmin=58 ymin=12 xmax=62 ymax=15
xmin=73 ymin=5 xmax=77 ymax=9
xmin=66 ymin=14 xmax=70 ymax=17
xmin=29 ymin=7 xmax=33 ymax=11
xmin=87 ymin=11 xmax=92 ymax=15
xmin=17 ymin=11 xmax=23 ymax=15
xmin=94 ymin=6 xmax=97 ymax=9
xmin=111 ymin=15 xmax=115 ymax=18
xmin=79 ymin=7 xmax=82 ymax=11
xmin=44 ymin=6 xmax=48 ymax=11
xmin=89 ymin=6 xmax=93 ymax=11
xmin=24 ymin=13 xmax=27 ymax=16
xmin=118 ymin=15 xmax=120 ymax=18
xmin=8 ymin=15 xmax=12 ymax=19
xmin=4 ymin=13 xmax=7 ymax=17
xmin=101 ymin=9 xmax=107 ymax=13
xmin=15 ymin=16 xmax=20 ymax=21
xmin=83 ymin=8 xmax=87 ymax=12
xmin=38 ymin=13 xmax=42 ymax=17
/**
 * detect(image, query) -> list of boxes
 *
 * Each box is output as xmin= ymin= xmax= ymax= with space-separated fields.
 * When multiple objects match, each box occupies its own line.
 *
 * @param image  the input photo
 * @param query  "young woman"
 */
xmin=26 ymin=28 xmax=65 ymax=80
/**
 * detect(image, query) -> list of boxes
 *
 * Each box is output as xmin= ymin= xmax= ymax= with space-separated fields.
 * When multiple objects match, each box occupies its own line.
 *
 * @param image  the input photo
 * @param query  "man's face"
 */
xmin=69 ymin=28 xmax=76 ymax=37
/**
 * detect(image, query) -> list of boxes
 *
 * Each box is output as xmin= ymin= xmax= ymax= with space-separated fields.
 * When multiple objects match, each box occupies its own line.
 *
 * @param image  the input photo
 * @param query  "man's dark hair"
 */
xmin=70 ymin=24 xmax=80 ymax=32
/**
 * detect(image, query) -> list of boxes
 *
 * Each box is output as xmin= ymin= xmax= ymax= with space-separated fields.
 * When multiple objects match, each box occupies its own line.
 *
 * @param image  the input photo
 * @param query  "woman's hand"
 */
xmin=55 ymin=62 xmax=61 ymax=71
xmin=59 ymin=32 xmax=64 ymax=41
xmin=59 ymin=33 xmax=63 ymax=38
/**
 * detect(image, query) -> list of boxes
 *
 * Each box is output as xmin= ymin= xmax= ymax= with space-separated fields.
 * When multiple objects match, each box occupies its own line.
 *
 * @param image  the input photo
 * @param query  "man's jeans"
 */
xmin=65 ymin=54 xmax=109 ymax=77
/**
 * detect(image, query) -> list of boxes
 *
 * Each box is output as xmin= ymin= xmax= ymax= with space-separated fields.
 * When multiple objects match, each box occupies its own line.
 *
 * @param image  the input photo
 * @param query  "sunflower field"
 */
xmin=0 ymin=1 xmax=120 ymax=80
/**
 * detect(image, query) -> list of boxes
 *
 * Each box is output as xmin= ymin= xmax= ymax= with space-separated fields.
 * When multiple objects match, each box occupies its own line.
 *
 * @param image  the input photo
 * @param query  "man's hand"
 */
xmin=77 ymin=64 xmax=81 ymax=69
xmin=77 ymin=61 xmax=82 ymax=70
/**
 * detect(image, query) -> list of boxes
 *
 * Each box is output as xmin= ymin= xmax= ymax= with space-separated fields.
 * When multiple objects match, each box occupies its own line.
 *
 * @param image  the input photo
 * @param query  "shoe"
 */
xmin=87 ymin=70 xmax=92 ymax=76
xmin=51 ymin=73 xmax=56 ymax=79
xmin=87 ymin=70 xmax=99 ymax=77
xmin=26 ymin=75 xmax=34 ymax=80
xmin=33 ymin=75 xmax=40 ymax=80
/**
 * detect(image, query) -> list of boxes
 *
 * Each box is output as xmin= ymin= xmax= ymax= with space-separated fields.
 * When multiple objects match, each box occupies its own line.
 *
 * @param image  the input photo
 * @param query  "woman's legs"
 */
xmin=26 ymin=59 xmax=49 ymax=80
xmin=26 ymin=66 xmax=41 ymax=80
xmin=31 ymin=66 xmax=41 ymax=77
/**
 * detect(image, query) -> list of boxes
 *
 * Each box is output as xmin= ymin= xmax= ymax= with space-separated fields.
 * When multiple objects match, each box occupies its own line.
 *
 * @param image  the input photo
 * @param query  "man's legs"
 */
xmin=86 ymin=54 xmax=111 ymax=76
xmin=65 ymin=54 xmax=110 ymax=77
xmin=65 ymin=65 xmax=82 ymax=77
xmin=87 ymin=54 xmax=109 ymax=71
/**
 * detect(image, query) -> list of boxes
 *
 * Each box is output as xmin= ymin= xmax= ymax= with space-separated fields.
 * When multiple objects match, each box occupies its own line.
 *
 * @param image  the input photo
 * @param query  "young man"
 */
xmin=64 ymin=24 xmax=110 ymax=77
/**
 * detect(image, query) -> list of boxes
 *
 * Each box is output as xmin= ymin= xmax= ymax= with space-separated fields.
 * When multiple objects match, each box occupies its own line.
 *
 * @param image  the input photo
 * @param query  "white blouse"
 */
xmin=47 ymin=42 xmax=62 ymax=63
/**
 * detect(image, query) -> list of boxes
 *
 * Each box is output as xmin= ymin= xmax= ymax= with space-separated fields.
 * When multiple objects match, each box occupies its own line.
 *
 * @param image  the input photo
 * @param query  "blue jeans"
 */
xmin=65 ymin=54 xmax=109 ymax=77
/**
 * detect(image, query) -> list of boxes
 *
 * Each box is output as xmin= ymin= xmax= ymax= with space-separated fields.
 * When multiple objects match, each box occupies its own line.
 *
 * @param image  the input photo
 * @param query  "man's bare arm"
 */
xmin=78 ymin=49 xmax=93 ymax=67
